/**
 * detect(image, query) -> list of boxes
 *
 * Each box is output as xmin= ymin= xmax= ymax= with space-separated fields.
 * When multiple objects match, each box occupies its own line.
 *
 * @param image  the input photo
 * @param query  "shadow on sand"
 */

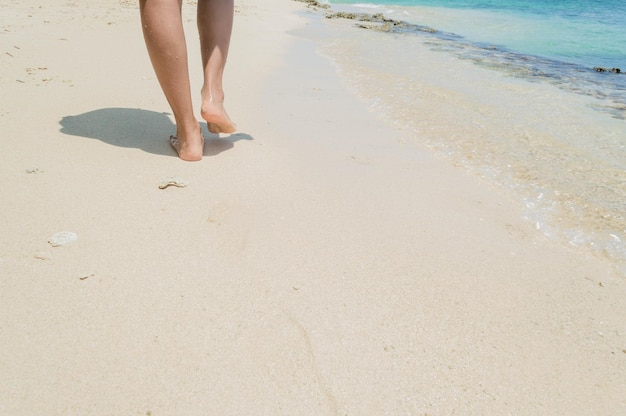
xmin=59 ymin=107 xmax=252 ymax=157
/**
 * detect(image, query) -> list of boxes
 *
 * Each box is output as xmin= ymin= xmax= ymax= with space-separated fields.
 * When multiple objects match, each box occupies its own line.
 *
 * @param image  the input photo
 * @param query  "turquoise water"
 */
xmin=314 ymin=1 xmax=626 ymax=274
xmin=326 ymin=0 xmax=626 ymax=117
xmin=330 ymin=0 xmax=626 ymax=70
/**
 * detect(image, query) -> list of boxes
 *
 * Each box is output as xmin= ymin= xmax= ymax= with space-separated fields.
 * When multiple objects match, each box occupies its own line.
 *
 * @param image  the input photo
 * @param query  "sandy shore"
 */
xmin=1 ymin=0 xmax=625 ymax=414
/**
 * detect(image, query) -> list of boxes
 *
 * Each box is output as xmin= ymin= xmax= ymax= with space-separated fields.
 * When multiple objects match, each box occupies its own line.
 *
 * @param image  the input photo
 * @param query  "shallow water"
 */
xmin=310 ymin=4 xmax=626 ymax=274
xmin=330 ymin=0 xmax=626 ymax=70
xmin=328 ymin=1 xmax=626 ymax=117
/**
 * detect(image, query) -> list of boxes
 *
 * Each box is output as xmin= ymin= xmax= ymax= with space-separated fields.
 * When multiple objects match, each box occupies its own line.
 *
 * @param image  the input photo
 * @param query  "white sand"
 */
xmin=1 ymin=0 xmax=625 ymax=414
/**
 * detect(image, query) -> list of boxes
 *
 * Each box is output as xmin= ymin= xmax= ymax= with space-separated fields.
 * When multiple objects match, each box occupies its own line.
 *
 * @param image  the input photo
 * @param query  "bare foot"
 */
xmin=169 ymin=134 xmax=204 ymax=162
xmin=201 ymin=100 xmax=237 ymax=134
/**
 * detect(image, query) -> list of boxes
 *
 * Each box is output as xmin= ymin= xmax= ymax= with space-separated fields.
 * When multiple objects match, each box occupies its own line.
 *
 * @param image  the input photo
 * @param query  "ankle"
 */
xmin=175 ymin=119 xmax=200 ymax=139
xmin=201 ymin=86 xmax=225 ymax=104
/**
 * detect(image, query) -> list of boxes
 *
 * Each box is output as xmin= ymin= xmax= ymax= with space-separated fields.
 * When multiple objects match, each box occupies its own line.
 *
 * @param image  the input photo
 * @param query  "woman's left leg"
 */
xmin=140 ymin=0 xmax=204 ymax=161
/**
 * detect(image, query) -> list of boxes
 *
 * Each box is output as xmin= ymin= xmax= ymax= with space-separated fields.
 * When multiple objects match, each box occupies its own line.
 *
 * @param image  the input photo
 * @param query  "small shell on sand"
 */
xmin=158 ymin=177 xmax=187 ymax=189
xmin=48 ymin=231 xmax=77 ymax=247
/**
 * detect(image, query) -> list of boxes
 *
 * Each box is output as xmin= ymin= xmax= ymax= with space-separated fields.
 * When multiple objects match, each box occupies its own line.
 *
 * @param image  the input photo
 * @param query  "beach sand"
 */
xmin=1 ymin=0 xmax=625 ymax=414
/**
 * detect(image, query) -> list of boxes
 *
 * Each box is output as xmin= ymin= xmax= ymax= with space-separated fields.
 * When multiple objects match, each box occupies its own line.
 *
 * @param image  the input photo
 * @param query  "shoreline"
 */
xmin=298 ymin=1 xmax=626 ymax=276
xmin=323 ymin=0 xmax=626 ymax=70
xmin=1 ymin=0 xmax=625 ymax=414
xmin=315 ymin=1 xmax=626 ymax=115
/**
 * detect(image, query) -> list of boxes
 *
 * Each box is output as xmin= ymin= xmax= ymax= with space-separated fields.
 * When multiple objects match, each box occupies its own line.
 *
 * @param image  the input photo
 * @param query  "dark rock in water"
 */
xmin=594 ymin=66 xmax=622 ymax=74
xmin=325 ymin=10 xmax=409 ymax=32
xmin=369 ymin=13 xmax=395 ymax=23
xmin=321 ymin=6 xmax=425 ymax=34
xmin=326 ymin=11 xmax=356 ymax=19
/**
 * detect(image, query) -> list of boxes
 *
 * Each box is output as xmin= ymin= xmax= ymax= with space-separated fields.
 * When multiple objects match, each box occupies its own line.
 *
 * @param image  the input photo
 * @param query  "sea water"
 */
xmin=330 ymin=0 xmax=626 ymax=70
xmin=315 ymin=1 xmax=626 ymax=274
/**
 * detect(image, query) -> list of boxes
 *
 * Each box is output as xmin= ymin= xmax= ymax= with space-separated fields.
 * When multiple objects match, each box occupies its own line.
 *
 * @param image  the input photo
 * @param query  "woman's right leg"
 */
xmin=197 ymin=0 xmax=236 ymax=134
xmin=139 ymin=0 xmax=203 ymax=161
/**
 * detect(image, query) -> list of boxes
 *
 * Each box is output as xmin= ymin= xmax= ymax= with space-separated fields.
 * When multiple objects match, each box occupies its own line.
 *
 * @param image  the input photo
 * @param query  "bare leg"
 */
xmin=198 ymin=0 xmax=236 ymax=134
xmin=139 ymin=0 xmax=203 ymax=161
